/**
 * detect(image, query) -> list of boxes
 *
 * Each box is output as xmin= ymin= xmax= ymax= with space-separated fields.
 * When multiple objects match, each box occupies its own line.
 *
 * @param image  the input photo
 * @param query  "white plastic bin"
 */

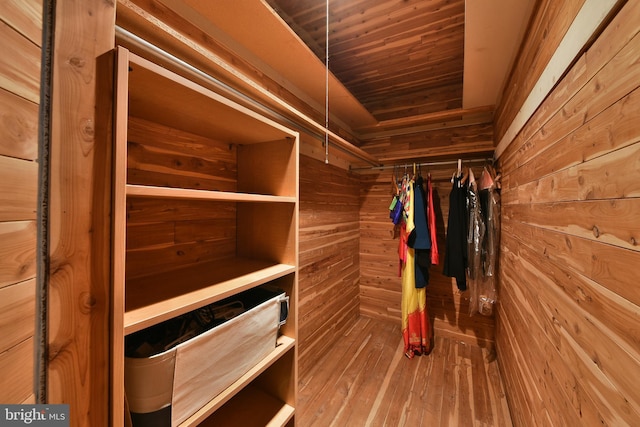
xmin=124 ymin=286 xmax=288 ymax=426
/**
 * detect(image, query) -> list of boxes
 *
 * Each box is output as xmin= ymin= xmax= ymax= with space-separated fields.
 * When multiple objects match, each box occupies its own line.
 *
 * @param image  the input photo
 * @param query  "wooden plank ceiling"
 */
xmin=262 ymin=0 xmax=536 ymax=165
xmin=266 ymin=0 xmax=465 ymax=123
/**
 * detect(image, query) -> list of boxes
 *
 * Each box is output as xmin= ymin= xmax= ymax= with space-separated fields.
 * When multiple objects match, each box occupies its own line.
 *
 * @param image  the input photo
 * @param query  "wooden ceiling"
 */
xmin=266 ymin=0 xmax=466 ymax=123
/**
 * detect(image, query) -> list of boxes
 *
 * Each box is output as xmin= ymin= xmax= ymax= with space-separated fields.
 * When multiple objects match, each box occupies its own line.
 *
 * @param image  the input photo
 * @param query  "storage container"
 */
xmin=124 ymin=286 xmax=289 ymax=426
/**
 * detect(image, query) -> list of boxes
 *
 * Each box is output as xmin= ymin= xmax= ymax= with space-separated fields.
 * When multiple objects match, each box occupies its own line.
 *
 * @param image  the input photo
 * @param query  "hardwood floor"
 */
xmin=298 ymin=317 xmax=512 ymax=426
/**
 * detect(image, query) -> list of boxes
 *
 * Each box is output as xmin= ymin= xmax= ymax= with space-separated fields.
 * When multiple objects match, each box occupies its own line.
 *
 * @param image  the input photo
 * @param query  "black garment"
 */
xmin=415 ymin=249 xmax=431 ymax=288
xmin=443 ymin=176 xmax=468 ymax=291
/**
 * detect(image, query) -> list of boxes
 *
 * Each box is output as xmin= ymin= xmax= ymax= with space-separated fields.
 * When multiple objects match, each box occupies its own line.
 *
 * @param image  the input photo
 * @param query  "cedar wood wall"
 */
xmin=2 ymin=1 xmax=639 ymax=427
xmin=298 ymin=155 xmax=361 ymax=376
xmin=494 ymin=0 xmax=640 ymax=425
xmin=0 ymin=0 xmax=41 ymax=405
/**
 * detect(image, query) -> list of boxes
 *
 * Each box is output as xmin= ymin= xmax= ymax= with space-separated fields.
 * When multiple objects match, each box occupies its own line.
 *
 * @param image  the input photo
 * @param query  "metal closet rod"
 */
xmin=350 ymin=157 xmax=494 ymax=172
xmin=114 ymin=26 xmax=381 ymax=167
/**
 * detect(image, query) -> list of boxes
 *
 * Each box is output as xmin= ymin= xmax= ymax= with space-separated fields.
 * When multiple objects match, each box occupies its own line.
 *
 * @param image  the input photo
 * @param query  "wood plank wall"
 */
xmin=360 ymin=122 xmax=494 ymax=163
xmin=0 ymin=0 xmax=41 ymax=405
xmin=125 ymin=117 xmax=238 ymax=279
xmin=298 ymin=154 xmax=361 ymax=376
xmin=494 ymin=1 xmax=640 ymax=425
xmin=359 ymin=165 xmax=496 ymax=349
xmin=493 ymin=0 xmax=585 ymax=141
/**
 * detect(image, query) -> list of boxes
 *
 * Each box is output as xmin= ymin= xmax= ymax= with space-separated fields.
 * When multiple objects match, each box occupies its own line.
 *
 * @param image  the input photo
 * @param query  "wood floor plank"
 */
xmin=366 ymin=340 xmax=408 ymax=426
xmin=422 ymin=336 xmax=449 ymax=423
xmin=485 ymin=347 xmax=514 ymax=427
xmin=456 ymin=342 xmax=474 ymax=426
xmin=440 ymin=337 xmax=460 ymax=426
xmin=403 ymin=351 xmax=434 ymax=425
xmin=470 ymin=345 xmax=493 ymax=426
xmin=339 ymin=322 xmax=401 ymax=426
xmin=299 ymin=317 xmax=513 ymax=426
xmin=297 ymin=318 xmax=373 ymax=424
xmin=374 ymin=339 xmax=420 ymax=426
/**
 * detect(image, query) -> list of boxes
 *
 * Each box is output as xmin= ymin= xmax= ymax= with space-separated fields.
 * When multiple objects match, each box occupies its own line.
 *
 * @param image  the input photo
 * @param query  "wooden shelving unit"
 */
xmin=108 ymin=46 xmax=298 ymax=426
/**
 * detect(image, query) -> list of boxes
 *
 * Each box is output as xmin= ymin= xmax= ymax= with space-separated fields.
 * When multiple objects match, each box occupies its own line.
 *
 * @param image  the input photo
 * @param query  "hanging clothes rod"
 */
xmin=350 ymin=157 xmax=493 ymax=172
xmin=115 ymin=26 xmax=381 ymax=167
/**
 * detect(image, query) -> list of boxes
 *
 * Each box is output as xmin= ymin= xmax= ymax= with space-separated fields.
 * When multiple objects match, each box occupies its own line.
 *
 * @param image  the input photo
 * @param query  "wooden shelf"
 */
xmin=126 ymin=184 xmax=296 ymax=203
xmin=127 ymin=52 xmax=297 ymax=144
xmin=180 ymin=336 xmax=296 ymax=427
xmin=124 ymin=259 xmax=295 ymax=335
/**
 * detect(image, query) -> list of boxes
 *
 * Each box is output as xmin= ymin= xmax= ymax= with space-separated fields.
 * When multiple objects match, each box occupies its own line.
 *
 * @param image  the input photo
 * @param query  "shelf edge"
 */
xmin=124 ymin=263 xmax=296 ymax=335
xmin=126 ymin=184 xmax=296 ymax=203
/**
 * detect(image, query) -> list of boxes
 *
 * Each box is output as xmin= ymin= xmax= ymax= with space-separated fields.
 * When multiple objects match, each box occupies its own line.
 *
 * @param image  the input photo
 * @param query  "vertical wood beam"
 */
xmin=48 ymin=1 xmax=115 ymax=425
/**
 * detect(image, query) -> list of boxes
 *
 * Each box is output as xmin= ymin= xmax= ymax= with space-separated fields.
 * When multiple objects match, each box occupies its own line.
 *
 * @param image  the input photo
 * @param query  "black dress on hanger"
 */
xmin=443 ymin=175 xmax=468 ymax=291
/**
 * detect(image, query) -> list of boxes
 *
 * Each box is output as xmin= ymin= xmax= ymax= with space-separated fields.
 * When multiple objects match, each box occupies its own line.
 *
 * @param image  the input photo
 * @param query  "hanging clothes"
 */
xmin=408 ymin=175 xmax=431 ymax=289
xmin=475 ymin=167 xmax=501 ymax=315
xmin=443 ymin=175 xmax=468 ymax=291
xmin=466 ymin=169 xmax=485 ymax=316
xmin=388 ymin=167 xmax=404 ymax=237
xmin=479 ymin=167 xmax=500 ymax=277
xmin=427 ymin=174 xmax=439 ymax=265
xmin=397 ymin=174 xmax=410 ymax=276
xmin=399 ymin=178 xmax=432 ymax=358
xmin=461 ymin=166 xmax=502 ymax=316
xmin=467 ymin=169 xmax=484 ymax=281
xmin=408 ymin=175 xmax=431 ymax=249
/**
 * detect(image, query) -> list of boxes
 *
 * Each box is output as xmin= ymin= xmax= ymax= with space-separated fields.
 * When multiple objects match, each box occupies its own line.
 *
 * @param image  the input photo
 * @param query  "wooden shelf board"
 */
xmin=126 ymin=184 xmax=296 ymax=203
xmin=180 ymin=335 xmax=296 ymax=427
xmin=124 ymin=259 xmax=295 ymax=334
xmin=126 ymin=52 xmax=298 ymax=144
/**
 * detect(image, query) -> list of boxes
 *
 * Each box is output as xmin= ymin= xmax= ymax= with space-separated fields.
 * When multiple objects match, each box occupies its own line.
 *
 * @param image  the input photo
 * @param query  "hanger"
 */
xmin=391 ymin=165 xmax=399 ymax=196
xmin=469 ymin=167 xmax=475 ymax=185
xmin=461 ymin=166 xmax=469 ymax=185
xmin=451 ymin=158 xmax=463 ymax=184
xmin=479 ymin=166 xmax=494 ymax=190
